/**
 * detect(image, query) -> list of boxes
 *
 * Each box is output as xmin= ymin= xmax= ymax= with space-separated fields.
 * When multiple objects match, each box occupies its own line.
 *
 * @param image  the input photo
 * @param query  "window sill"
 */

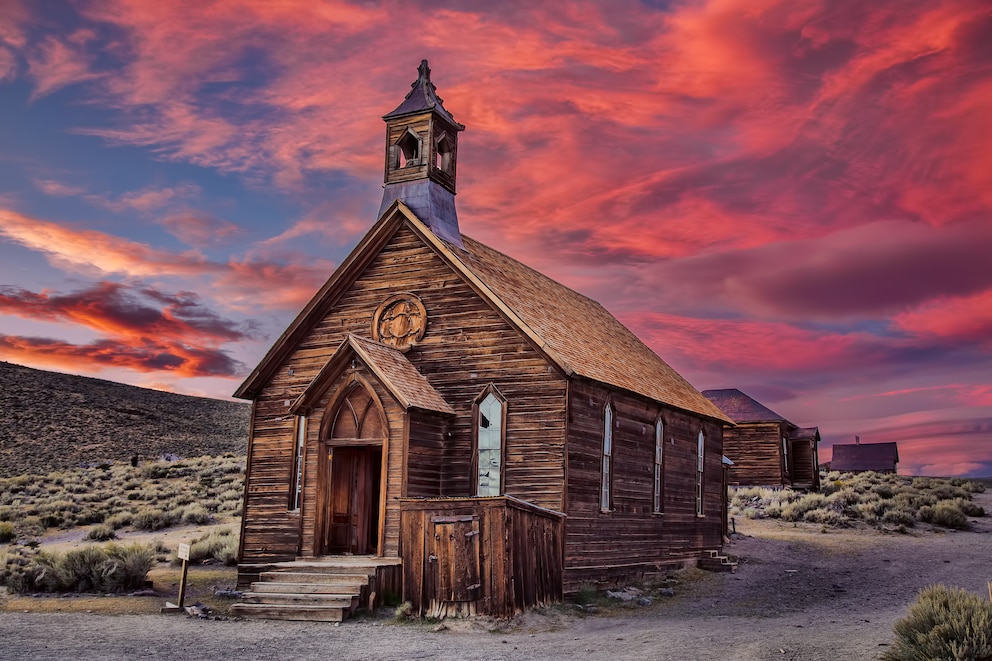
xmin=695 ymin=514 xmax=706 ymax=519
xmin=599 ymin=508 xmax=613 ymax=514
xmin=651 ymin=512 xmax=665 ymax=517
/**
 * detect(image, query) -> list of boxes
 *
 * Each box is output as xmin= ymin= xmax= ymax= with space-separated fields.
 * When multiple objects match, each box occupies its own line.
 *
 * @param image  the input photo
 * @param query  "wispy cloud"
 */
xmin=0 ymin=208 xmax=331 ymax=308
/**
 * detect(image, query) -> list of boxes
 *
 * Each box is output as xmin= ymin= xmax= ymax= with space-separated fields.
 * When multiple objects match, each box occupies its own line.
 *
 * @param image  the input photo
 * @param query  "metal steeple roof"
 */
xmin=383 ymin=59 xmax=463 ymax=128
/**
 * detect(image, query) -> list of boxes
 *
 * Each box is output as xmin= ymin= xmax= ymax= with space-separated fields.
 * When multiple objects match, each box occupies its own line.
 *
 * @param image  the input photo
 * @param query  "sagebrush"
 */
xmin=730 ymin=472 xmax=986 ymax=530
xmin=881 ymin=584 xmax=992 ymax=661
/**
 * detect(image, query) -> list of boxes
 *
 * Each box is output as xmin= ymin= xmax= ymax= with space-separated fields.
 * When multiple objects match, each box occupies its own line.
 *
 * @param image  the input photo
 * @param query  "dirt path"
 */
xmin=2 ymin=492 xmax=989 ymax=661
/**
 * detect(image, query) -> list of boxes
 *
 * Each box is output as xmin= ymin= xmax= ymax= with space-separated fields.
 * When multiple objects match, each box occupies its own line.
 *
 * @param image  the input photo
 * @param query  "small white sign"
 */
xmin=177 ymin=543 xmax=191 ymax=561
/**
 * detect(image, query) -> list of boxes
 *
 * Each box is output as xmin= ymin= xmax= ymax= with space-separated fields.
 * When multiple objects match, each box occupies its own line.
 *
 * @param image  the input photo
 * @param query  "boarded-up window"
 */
xmin=476 ymin=389 xmax=506 ymax=497
xmin=696 ymin=430 xmax=705 ymax=516
xmin=601 ymin=403 xmax=614 ymax=511
xmin=653 ymin=418 xmax=664 ymax=513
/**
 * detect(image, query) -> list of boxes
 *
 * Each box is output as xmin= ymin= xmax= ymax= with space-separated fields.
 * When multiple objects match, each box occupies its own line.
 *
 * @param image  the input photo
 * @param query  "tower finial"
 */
xmin=418 ymin=59 xmax=430 ymax=84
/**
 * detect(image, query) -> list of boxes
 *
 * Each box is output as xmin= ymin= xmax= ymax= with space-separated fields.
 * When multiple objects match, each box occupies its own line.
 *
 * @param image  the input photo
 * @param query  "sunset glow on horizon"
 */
xmin=1 ymin=0 xmax=990 ymax=475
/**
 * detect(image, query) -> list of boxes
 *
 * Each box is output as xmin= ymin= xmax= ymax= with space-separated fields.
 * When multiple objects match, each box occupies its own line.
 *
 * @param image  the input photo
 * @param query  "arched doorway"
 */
xmin=319 ymin=381 xmax=386 ymax=556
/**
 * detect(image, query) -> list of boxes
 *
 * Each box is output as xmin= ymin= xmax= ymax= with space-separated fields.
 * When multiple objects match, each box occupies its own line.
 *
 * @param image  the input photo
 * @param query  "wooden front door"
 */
xmin=319 ymin=382 xmax=387 ymax=556
xmin=325 ymin=446 xmax=382 ymax=554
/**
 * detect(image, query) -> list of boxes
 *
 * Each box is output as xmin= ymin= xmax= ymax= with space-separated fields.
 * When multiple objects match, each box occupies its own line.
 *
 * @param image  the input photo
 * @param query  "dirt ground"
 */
xmin=2 ymin=491 xmax=990 ymax=661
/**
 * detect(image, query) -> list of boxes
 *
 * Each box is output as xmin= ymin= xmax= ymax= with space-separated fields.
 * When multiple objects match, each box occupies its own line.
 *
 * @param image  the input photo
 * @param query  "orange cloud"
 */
xmin=894 ymin=290 xmax=992 ymax=347
xmin=0 ymin=208 xmax=331 ymax=309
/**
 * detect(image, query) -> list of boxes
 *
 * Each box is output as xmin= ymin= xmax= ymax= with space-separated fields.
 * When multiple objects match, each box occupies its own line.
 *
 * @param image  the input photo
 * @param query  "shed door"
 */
xmin=432 ymin=515 xmax=480 ymax=602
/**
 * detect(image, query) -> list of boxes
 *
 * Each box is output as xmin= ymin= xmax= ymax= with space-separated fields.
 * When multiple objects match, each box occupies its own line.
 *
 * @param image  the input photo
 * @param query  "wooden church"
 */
xmin=232 ymin=61 xmax=734 ymax=621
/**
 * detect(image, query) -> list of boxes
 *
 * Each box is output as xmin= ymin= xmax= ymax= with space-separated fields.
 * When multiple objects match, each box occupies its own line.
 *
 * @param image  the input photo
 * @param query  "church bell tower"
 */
xmin=378 ymin=60 xmax=465 ymax=247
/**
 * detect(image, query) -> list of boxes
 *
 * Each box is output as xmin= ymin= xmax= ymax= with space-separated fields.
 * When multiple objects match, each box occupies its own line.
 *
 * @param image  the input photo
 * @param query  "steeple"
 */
xmin=378 ymin=60 xmax=465 ymax=247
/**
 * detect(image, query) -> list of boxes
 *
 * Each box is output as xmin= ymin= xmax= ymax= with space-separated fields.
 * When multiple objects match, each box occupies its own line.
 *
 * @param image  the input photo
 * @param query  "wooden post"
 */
xmin=987 ymin=581 xmax=991 ymax=602
xmin=161 ymin=543 xmax=191 ymax=614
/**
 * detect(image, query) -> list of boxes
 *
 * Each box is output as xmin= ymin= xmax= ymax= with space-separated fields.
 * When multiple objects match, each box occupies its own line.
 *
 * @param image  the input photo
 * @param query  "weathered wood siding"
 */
xmin=563 ymin=380 xmax=725 ymax=591
xmin=723 ymin=422 xmax=788 ymax=487
xmin=399 ymin=497 xmax=564 ymax=618
xmin=239 ymin=224 xmax=567 ymax=562
xmin=406 ymin=409 xmax=447 ymax=497
xmin=790 ymin=439 xmax=819 ymax=490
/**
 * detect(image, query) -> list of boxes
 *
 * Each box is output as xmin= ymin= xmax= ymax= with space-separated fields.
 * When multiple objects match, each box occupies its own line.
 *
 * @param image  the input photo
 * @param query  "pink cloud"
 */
xmin=27 ymin=32 xmax=104 ymax=100
xmin=159 ymin=212 xmax=243 ymax=248
xmin=0 ymin=208 xmax=331 ymax=309
xmin=894 ymin=289 xmax=992 ymax=348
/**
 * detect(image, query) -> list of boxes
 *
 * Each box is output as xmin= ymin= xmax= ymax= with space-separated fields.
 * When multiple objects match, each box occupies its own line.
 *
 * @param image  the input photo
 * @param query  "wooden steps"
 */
xmin=699 ymin=549 xmax=738 ymax=573
xmin=231 ymin=557 xmax=400 ymax=623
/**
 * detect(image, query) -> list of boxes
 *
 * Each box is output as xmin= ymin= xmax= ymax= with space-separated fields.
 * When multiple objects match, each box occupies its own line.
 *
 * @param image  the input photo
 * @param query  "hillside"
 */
xmin=0 ymin=362 xmax=249 ymax=477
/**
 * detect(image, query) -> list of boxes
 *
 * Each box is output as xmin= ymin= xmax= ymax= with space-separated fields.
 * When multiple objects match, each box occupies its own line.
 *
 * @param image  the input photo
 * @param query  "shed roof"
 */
xmin=830 ymin=442 xmax=899 ymax=472
xmin=238 ymin=204 xmax=731 ymax=424
xmin=702 ymin=388 xmax=788 ymax=424
xmin=791 ymin=427 xmax=820 ymax=442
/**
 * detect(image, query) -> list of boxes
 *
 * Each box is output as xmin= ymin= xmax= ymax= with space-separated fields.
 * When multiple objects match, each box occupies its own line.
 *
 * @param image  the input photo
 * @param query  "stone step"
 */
xmin=258 ymin=571 xmax=371 ymax=584
xmin=242 ymin=592 xmax=358 ymax=608
xmin=230 ymin=603 xmax=348 ymax=622
xmin=250 ymin=581 xmax=365 ymax=595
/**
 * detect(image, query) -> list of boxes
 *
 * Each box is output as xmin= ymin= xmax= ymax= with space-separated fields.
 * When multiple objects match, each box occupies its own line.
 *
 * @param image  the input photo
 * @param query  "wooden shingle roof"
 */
xmin=702 ymin=389 xmax=789 ymax=424
xmin=291 ymin=334 xmax=454 ymax=415
xmin=237 ymin=203 xmax=732 ymax=424
xmin=452 ymin=236 xmax=731 ymax=423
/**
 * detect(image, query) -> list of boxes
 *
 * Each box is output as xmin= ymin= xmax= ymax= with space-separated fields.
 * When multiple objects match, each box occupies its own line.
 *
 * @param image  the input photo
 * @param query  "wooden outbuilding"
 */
xmin=703 ymin=389 xmax=821 ymax=490
xmin=232 ymin=61 xmax=733 ymax=622
xmin=829 ymin=440 xmax=899 ymax=474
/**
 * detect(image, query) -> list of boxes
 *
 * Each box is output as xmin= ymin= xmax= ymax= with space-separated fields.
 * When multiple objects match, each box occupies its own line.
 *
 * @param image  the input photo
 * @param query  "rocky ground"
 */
xmin=0 ymin=361 xmax=249 ymax=477
xmin=2 ymin=490 xmax=989 ymax=661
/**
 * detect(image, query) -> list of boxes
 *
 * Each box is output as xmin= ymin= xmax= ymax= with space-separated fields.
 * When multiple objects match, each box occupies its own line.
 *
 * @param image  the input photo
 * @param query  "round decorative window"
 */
xmin=372 ymin=293 xmax=427 ymax=352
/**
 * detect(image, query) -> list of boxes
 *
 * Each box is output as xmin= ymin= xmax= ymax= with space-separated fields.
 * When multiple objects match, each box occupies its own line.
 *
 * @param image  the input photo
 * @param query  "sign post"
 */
xmin=161 ymin=543 xmax=192 ymax=614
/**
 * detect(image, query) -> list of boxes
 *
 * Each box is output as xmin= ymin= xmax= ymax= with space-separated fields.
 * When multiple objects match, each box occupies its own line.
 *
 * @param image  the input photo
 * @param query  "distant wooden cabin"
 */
xmin=703 ymin=389 xmax=820 ymax=490
xmin=829 ymin=440 xmax=899 ymax=474
xmin=232 ymin=61 xmax=733 ymax=621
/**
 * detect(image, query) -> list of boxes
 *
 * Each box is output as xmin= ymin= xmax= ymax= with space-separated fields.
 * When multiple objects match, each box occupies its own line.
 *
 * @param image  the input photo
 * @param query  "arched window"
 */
xmin=653 ymin=418 xmax=665 ymax=513
xmin=601 ymin=402 xmax=614 ymax=511
xmin=696 ymin=430 xmax=705 ymax=516
xmin=474 ymin=386 xmax=506 ymax=497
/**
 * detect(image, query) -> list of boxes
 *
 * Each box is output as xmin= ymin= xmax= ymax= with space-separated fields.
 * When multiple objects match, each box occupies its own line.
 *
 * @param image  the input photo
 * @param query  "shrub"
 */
xmin=85 ymin=523 xmax=117 ymax=541
xmin=919 ymin=503 xmax=969 ymax=530
xmin=779 ymin=494 xmax=828 ymax=522
xmin=952 ymin=497 xmax=985 ymax=517
xmin=881 ymin=585 xmax=992 ymax=661
xmin=178 ymin=528 xmax=239 ymax=566
xmin=105 ymin=512 xmax=132 ymax=530
xmin=881 ymin=509 xmax=915 ymax=527
xmin=802 ymin=508 xmax=845 ymax=526
xmin=180 ymin=504 xmax=212 ymax=525
xmin=132 ymin=507 xmax=177 ymax=531
xmin=0 ymin=522 xmax=14 ymax=543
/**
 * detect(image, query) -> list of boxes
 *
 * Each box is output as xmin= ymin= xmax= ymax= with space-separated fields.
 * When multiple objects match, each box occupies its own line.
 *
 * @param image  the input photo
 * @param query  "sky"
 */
xmin=1 ymin=0 xmax=990 ymax=476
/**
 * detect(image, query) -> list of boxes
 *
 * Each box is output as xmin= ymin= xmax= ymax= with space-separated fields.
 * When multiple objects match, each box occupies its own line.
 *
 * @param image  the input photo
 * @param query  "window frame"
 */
xmin=653 ymin=417 xmax=665 ymax=514
xmin=288 ymin=414 xmax=306 ymax=512
xmin=600 ymin=400 xmax=615 ymax=512
xmin=695 ymin=429 xmax=705 ymax=517
xmin=471 ymin=384 xmax=507 ymax=497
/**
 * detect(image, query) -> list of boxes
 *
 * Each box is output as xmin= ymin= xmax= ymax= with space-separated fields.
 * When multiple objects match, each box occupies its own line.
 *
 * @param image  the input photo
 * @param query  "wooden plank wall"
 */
xmin=240 ymin=224 xmax=567 ymax=563
xmin=790 ymin=440 xmax=817 ymax=490
xmin=723 ymin=422 xmax=788 ymax=487
xmin=406 ymin=410 xmax=447 ymax=497
xmin=563 ymin=380 xmax=725 ymax=592
xmin=399 ymin=497 xmax=563 ymax=618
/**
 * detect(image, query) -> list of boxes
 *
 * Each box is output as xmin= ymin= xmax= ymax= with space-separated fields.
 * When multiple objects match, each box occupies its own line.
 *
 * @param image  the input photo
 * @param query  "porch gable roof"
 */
xmin=290 ymin=333 xmax=455 ymax=416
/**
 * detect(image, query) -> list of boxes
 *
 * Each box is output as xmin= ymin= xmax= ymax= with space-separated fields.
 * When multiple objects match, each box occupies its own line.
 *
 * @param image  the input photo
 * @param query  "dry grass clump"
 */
xmin=731 ymin=471 xmax=987 ymax=531
xmin=174 ymin=527 xmax=239 ymax=566
xmin=0 ymin=521 xmax=14 ymax=543
xmin=0 ymin=455 xmax=244 ymax=541
xmin=0 ymin=542 xmax=154 ymax=593
xmin=881 ymin=584 xmax=992 ymax=661
xmin=85 ymin=523 xmax=117 ymax=541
